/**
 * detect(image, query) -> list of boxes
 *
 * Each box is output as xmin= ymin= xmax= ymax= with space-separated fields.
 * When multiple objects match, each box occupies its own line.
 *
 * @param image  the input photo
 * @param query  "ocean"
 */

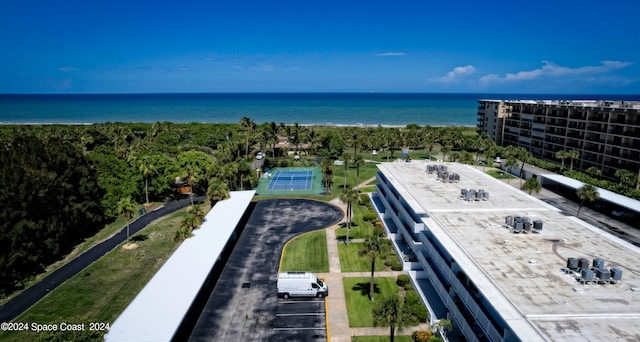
xmin=1 ymin=93 xmax=638 ymax=126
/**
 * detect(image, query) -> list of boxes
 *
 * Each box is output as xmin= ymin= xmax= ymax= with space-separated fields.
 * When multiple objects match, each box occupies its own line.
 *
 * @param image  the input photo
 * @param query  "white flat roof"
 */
xmin=105 ymin=190 xmax=255 ymax=342
xmin=378 ymin=162 xmax=640 ymax=342
xmin=540 ymin=173 xmax=640 ymax=213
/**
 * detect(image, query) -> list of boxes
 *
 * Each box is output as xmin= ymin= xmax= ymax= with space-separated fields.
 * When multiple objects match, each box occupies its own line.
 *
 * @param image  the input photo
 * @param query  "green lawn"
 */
xmin=486 ymin=169 xmax=515 ymax=179
xmin=336 ymin=204 xmax=377 ymax=240
xmin=352 ymin=336 xmax=413 ymax=342
xmin=0 ymin=209 xmax=189 ymax=342
xmin=343 ymin=277 xmax=399 ymax=327
xmin=338 ymin=243 xmax=387 ymax=273
xmin=280 ymin=230 xmax=329 ymax=273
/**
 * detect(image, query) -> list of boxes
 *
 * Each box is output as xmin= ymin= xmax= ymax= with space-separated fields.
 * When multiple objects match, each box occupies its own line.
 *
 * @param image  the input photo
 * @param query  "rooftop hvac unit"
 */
xmin=441 ymin=165 xmax=448 ymax=173
xmin=567 ymin=257 xmax=579 ymax=270
xmin=523 ymin=217 xmax=532 ymax=233
xmin=475 ymin=190 xmax=483 ymax=200
xmin=596 ymin=268 xmax=611 ymax=281
xmin=611 ymin=268 xmax=623 ymax=281
xmin=465 ymin=190 xmax=474 ymax=201
xmin=581 ymin=268 xmax=595 ymax=282
xmin=505 ymin=216 xmax=514 ymax=227
xmin=461 ymin=189 xmax=468 ymax=197
xmin=578 ymin=258 xmax=590 ymax=270
xmin=593 ymin=258 xmax=605 ymax=269
xmin=482 ymin=191 xmax=489 ymax=200
xmin=427 ymin=165 xmax=434 ymax=174
xmin=513 ymin=217 xmax=523 ymax=233
xmin=448 ymin=174 xmax=455 ymax=183
xmin=533 ymin=220 xmax=543 ymax=231
xmin=454 ymin=173 xmax=460 ymax=182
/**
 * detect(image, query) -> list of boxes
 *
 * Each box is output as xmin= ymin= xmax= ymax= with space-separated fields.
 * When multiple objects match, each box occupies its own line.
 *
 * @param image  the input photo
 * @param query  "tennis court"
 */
xmin=256 ymin=167 xmax=324 ymax=196
xmin=267 ymin=170 xmax=314 ymax=190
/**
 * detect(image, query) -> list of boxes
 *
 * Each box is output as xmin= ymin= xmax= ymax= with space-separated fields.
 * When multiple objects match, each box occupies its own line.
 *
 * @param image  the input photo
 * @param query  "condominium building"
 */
xmin=477 ymin=99 xmax=640 ymax=179
xmin=371 ymin=161 xmax=640 ymax=342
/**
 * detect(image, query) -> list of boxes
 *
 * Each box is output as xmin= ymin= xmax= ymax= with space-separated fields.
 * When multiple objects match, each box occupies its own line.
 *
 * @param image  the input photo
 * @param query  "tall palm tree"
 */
xmin=139 ymin=156 xmax=156 ymax=204
xmin=352 ymin=154 xmax=365 ymax=190
xmin=358 ymin=235 xmax=384 ymax=302
xmin=339 ymin=187 xmax=360 ymax=244
xmin=567 ymin=149 xmax=580 ymax=171
xmin=321 ymin=159 xmax=334 ymax=195
xmin=576 ymin=184 xmax=599 ymax=217
xmin=240 ymin=116 xmax=256 ymax=157
xmin=555 ymin=150 xmax=569 ymax=169
xmin=515 ymin=146 xmax=532 ymax=187
xmin=371 ymin=294 xmax=406 ymax=342
xmin=117 ymin=196 xmax=137 ymax=240
xmin=341 ymin=151 xmax=351 ymax=189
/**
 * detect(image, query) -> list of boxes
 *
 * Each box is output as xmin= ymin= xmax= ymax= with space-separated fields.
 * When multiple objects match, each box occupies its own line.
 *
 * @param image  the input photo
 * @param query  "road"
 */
xmin=0 ymin=196 xmax=204 ymax=323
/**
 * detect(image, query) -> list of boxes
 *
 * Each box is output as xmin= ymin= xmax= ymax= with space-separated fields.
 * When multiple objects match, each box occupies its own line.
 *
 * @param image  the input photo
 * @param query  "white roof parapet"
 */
xmin=105 ymin=190 xmax=255 ymax=342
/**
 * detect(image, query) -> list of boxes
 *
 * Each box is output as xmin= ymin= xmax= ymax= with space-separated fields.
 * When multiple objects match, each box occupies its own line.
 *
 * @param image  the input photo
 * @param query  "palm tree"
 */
xmin=555 ymin=150 xmax=569 ymax=169
xmin=358 ymin=235 xmax=384 ymax=302
xmin=615 ymin=169 xmax=636 ymax=188
xmin=207 ymin=177 xmax=230 ymax=204
xmin=515 ymin=146 xmax=531 ymax=187
xmin=371 ymin=294 xmax=406 ymax=342
xmin=341 ymin=151 xmax=350 ymax=189
xmin=567 ymin=149 xmax=580 ymax=170
xmin=139 ymin=156 xmax=156 ymax=204
xmin=240 ymin=116 xmax=256 ymax=157
xmin=521 ymin=177 xmax=541 ymax=195
xmin=321 ymin=159 xmax=334 ymax=195
xmin=339 ymin=187 xmax=360 ymax=244
xmin=352 ymin=154 xmax=365 ymax=190
xmin=117 ymin=196 xmax=137 ymax=240
xmin=576 ymin=184 xmax=599 ymax=217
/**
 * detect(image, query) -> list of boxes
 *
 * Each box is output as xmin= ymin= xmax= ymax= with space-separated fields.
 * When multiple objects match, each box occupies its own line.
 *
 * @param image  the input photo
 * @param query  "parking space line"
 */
xmin=273 ymin=327 xmax=326 ymax=331
xmin=276 ymin=313 xmax=324 ymax=317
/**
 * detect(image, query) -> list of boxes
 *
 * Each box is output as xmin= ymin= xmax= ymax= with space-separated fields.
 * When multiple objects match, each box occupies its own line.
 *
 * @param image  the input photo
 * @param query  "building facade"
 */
xmin=477 ymin=99 xmax=640 ymax=179
xmin=371 ymin=161 xmax=640 ymax=342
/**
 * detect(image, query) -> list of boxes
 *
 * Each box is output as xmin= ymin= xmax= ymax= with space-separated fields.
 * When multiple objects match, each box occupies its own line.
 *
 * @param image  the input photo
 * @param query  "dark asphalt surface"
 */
xmin=0 ymin=196 xmax=204 ymax=323
xmin=187 ymin=198 xmax=343 ymax=342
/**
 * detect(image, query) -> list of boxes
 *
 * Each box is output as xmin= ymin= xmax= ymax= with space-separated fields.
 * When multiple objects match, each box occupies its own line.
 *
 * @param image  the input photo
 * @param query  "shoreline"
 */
xmin=0 ymin=121 xmax=477 ymax=128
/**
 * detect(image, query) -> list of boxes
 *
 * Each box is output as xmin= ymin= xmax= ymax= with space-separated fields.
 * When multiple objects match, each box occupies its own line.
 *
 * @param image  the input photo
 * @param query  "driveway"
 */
xmin=187 ymin=198 xmax=343 ymax=342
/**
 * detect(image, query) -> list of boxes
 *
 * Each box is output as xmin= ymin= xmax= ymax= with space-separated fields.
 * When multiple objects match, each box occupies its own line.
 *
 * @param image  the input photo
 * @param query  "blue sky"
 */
xmin=1 ymin=0 xmax=639 ymax=94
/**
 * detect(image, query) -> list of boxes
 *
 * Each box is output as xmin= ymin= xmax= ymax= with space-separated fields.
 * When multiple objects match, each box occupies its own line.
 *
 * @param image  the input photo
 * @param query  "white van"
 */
xmin=277 ymin=272 xmax=329 ymax=299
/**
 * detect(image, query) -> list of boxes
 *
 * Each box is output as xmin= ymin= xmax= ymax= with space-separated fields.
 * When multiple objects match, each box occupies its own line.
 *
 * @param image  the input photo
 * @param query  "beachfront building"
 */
xmin=370 ymin=161 xmax=640 ymax=342
xmin=477 ymin=99 xmax=640 ymax=180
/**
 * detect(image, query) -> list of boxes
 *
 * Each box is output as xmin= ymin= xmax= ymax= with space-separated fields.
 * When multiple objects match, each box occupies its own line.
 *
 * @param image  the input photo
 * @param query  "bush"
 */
xmin=404 ymin=283 xmax=414 ymax=291
xmin=390 ymin=260 xmax=403 ymax=271
xmin=397 ymin=274 xmax=411 ymax=287
xmin=363 ymin=212 xmax=378 ymax=222
xmin=359 ymin=194 xmax=371 ymax=207
xmin=405 ymin=290 xmax=429 ymax=323
xmin=412 ymin=330 xmax=434 ymax=342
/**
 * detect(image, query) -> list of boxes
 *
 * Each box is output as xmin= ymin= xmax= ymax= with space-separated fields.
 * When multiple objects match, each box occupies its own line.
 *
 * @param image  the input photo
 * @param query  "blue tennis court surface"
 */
xmin=267 ymin=170 xmax=314 ymax=190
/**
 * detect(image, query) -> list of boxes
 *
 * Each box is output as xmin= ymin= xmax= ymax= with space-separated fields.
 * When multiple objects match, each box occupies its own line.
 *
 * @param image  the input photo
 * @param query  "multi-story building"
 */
xmin=371 ymin=161 xmax=640 ymax=342
xmin=477 ymin=99 xmax=640 ymax=179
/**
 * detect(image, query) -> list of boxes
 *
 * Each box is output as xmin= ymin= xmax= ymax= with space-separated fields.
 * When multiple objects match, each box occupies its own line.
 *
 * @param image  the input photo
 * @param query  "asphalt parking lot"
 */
xmin=187 ymin=198 xmax=343 ymax=342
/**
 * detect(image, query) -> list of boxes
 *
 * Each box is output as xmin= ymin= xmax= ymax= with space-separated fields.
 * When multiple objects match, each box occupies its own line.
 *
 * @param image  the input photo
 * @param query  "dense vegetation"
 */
xmin=2 ymin=118 xmax=639 ymax=297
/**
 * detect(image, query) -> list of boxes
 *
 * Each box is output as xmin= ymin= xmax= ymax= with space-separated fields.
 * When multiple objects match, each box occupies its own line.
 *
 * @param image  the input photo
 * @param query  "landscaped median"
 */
xmin=279 ymin=230 xmax=329 ymax=273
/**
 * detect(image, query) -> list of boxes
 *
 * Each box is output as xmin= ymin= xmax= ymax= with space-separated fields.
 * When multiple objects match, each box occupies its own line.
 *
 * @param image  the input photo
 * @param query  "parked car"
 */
xmin=256 ymin=152 xmax=264 ymax=160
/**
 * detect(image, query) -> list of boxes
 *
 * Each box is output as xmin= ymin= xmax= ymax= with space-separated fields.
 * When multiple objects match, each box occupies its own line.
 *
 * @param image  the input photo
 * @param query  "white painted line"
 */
xmin=276 ymin=313 xmax=324 ymax=317
xmin=273 ymin=327 xmax=326 ymax=331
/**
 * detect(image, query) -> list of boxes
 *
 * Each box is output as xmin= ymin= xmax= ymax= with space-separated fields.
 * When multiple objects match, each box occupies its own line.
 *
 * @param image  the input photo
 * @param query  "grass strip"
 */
xmin=338 ymin=243 xmax=387 ymax=273
xmin=343 ymin=277 xmax=399 ymax=327
xmin=280 ymin=230 xmax=329 ymax=273
xmin=352 ymin=336 xmax=413 ymax=342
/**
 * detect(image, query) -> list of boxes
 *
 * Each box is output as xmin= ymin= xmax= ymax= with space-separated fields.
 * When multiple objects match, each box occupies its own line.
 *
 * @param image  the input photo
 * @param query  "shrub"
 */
xmin=404 ymin=283 xmax=413 ymax=291
xmin=390 ymin=260 xmax=403 ymax=271
xmin=412 ymin=330 xmax=434 ymax=342
xmin=397 ymin=274 xmax=411 ymax=287
xmin=363 ymin=212 xmax=378 ymax=222
xmin=359 ymin=194 xmax=371 ymax=207
xmin=405 ymin=290 xmax=429 ymax=323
